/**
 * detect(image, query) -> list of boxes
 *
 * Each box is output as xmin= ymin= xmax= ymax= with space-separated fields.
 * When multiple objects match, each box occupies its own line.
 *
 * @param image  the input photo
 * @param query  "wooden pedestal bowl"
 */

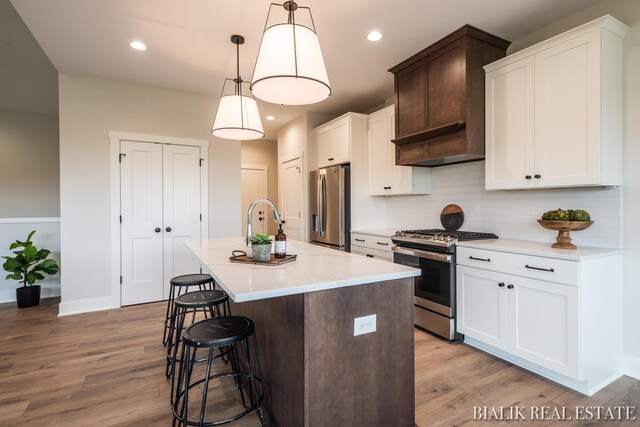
xmin=537 ymin=220 xmax=594 ymax=249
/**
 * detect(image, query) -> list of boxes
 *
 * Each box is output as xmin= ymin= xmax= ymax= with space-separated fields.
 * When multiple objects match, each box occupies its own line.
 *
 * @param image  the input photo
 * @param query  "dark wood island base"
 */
xmin=231 ymin=277 xmax=415 ymax=427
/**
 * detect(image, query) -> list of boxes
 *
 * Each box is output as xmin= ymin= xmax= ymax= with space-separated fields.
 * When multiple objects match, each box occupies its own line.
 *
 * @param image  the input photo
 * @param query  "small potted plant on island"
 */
xmin=251 ymin=233 xmax=273 ymax=262
xmin=2 ymin=230 xmax=59 ymax=308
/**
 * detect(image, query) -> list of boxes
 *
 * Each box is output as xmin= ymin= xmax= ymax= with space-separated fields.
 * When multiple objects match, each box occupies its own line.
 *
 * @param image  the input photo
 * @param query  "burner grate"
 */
xmin=403 ymin=229 xmax=498 ymax=241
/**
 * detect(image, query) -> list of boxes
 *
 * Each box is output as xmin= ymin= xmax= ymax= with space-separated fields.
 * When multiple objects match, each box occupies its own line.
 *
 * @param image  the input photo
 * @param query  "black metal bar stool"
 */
xmin=163 ymin=273 xmax=215 ymax=346
xmin=172 ymin=316 xmax=272 ymax=427
xmin=166 ymin=289 xmax=231 ymax=382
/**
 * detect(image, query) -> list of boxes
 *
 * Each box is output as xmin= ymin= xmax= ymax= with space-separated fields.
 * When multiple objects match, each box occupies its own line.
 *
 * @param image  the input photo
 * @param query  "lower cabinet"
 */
xmin=350 ymin=232 xmax=393 ymax=262
xmin=458 ymin=266 xmax=579 ymax=379
xmin=456 ymin=243 xmax=622 ymax=396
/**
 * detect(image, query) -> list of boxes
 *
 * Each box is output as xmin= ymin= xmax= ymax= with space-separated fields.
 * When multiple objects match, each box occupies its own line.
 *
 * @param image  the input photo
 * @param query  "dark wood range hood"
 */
xmin=389 ymin=25 xmax=510 ymax=167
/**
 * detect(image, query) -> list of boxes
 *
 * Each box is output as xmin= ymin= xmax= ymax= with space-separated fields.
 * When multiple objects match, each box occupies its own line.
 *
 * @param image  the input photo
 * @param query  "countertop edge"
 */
xmin=457 ymin=239 xmax=622 ymax=261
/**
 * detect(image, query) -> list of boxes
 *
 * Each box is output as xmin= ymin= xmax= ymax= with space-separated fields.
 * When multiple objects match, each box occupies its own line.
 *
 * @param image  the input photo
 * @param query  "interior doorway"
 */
xmin=281 ymin=154 xmax=303 ymax=241
xmin=241 ymin=164 xmax=270 ymax=236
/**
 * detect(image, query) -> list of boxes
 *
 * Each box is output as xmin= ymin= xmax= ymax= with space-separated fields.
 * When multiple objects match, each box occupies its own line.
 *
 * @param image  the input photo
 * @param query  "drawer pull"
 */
xmin=525 ymin=264 xmax=555 ymax=273
xmin=376 ymin=242 xmax=389 ymax=246
xmin=355 ymin=238 xmax=365 ymax=242
xmin=366 ymin=254 xmax=374 ymax=258
xmin=469 ymin=256 xmax=491 ymax=262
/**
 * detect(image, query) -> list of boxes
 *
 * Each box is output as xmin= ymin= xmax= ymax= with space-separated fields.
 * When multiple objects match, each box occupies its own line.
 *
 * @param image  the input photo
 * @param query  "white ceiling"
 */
xmin=10 ymin=0 xmax=601 ymax=137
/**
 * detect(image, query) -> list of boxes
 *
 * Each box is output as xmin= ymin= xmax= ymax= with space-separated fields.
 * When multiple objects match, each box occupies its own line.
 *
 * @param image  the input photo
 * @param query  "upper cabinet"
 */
xmin=389 ymin=25 xmax=510 ymax=167
xmin=485 ymin=15 xmax=629 ymax=190
xmin=368 ymin=106 xmax=431 ymax=196
xmin=314 ymin=114 xmax=364 ymax=168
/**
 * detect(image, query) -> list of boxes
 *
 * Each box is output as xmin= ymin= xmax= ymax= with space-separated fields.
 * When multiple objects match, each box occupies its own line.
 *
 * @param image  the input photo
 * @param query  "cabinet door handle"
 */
xmin=498 ymin=282 xmax=505 ymax=287
xmin=469 ymin=256 xmax=490 ymax=262
xmin=355 ymin=238 xmax=365 ymax=242
xmin=328 ymin=157 xmax=334 ymax=161
xmin=155 ymin=227 xmax=161 ymax=233
xmin=525 ymin=264 xmax=555 ymax=272
xmin=507 ymin=284 xmax=514 ymax=289
xmin=376 ymin=242 xmax=389 ymax=246
xmin=525 ymin=175 xmax=532 ymax=179
xmin=534 ymin=174 xmax=542 ymax=179
xmin=366 ymin=254 xmax=374 ymax=258
xmin=383 ymin=186 xmax=391 ymax=190
xmin=166 ymin=227 xmax=172 ymax=232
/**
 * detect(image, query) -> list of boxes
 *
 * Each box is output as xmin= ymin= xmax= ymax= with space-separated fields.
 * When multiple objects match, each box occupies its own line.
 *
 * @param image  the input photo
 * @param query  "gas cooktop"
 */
xmin=392 ymin=229 xmax=498 ymax=248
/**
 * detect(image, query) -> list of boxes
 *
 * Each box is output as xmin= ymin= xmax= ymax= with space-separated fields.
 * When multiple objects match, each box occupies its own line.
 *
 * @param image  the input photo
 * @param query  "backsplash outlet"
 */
xmin=387 ymin=162 xmax=622 ymax=249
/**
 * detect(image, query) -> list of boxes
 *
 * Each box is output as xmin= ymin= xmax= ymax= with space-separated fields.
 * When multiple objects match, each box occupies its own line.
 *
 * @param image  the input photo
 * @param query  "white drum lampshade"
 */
xmin=211 ymin=35 xmax=264 ymax=141
xmin=212 ymin=91 xmax=264 ymax=140
xmin=251 ymin=1 xmax=331 ymax=105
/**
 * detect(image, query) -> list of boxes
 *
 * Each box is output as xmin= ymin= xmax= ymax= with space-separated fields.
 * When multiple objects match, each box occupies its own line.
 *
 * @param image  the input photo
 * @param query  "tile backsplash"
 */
xmin=387 ymin=161 xmax=622 ymax=249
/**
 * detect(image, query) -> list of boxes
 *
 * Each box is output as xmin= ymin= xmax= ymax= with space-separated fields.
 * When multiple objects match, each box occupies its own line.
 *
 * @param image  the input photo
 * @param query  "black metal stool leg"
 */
xmin=252 ymin=333 xmax=272 ymax=427
xmin=163 ymin=284 xmax=176 ymax=346
xmin=199 ymin=348 xmax=215 ymax=426
xmin=240 ymin=339 xmax=267 ymax=426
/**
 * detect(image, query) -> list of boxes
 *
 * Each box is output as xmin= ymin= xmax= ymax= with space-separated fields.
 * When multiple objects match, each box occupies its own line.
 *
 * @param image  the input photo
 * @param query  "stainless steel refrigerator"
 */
xmin=310 ymin=165 xmax=350 ymax=251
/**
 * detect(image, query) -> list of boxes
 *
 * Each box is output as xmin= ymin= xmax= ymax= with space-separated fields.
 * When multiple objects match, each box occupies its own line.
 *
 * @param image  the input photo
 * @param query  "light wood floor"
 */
xmin=0 ymin=298 xmax=637 ymax=426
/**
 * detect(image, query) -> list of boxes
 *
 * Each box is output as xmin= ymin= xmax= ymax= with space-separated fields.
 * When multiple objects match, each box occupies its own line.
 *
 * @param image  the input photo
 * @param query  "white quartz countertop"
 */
xmin=185 ymin=238 xmax=420 ymax=302
xmin=350 ymin=229 xmax=398 ymax=238
xmin=458 ymin=239 xmax=621 ymax=261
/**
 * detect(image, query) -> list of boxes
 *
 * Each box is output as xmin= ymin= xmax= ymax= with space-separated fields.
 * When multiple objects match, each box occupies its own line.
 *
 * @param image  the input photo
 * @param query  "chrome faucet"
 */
xmin=246 ymin=198 xmax=282 ymax=246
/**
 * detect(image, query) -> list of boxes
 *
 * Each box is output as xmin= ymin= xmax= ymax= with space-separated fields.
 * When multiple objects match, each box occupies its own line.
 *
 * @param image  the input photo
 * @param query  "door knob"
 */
xmin=166 ymin=227 xmax=172 ymax=232
xmin=155 ymin=227 xmax=161 ymax=233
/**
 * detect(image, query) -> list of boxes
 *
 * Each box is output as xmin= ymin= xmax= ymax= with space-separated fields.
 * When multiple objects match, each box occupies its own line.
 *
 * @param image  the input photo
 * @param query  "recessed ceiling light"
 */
xmin=129 ymin=41 xmax=147 ymax=51
xmin=367 ymin=31 xmax=383 ymax=42
xmin=266 ymin=115 xmax=275 ymax=121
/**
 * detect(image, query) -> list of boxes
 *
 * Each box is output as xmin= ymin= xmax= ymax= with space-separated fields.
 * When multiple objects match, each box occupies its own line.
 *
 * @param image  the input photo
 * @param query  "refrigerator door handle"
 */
xmin=320 ymin=173 xmax=327 ymax=237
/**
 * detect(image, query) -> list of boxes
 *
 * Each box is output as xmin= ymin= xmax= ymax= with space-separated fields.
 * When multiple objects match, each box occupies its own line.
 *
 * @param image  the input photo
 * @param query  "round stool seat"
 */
xmin=183 ymin=316 xmax=254 ymax=348
xmin=175 ymin=290 xmax=228 ymax=309
xmin=170 ymin=273 xmax=213 ymax=287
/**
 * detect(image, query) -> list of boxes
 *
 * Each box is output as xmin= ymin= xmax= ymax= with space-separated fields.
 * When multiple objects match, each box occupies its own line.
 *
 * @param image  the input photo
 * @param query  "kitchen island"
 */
xmin=186 ymin=238 xmax=420 ymax=427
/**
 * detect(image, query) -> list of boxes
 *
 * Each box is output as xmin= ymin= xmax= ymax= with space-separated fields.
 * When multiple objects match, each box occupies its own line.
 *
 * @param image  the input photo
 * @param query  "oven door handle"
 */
xmin=392 ymin=245 xmax=452 ymax=263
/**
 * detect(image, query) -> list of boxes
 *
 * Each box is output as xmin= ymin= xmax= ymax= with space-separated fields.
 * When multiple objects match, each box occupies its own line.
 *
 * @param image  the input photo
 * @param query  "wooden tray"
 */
xmin=229 ymin=254 xmax=297 ymax=265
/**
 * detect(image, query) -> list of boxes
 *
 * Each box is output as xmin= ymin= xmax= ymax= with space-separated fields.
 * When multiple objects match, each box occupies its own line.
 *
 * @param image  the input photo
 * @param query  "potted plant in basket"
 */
xmin=251 ymin=233 xmax=273 ymax=262
xmin=2 ymin=230 xmax=59 ymax=308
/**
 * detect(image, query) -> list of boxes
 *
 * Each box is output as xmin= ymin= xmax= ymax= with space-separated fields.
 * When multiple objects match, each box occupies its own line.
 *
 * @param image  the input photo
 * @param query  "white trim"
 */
xmin=108 ymin=131 xmax=209 ymax=149
xmin=58 ymin=296 xmax=113 ymax=316
xmin=0 ymin=217 xmax=60 ymax=224
xmin=109 ymin=131 xmax=209 ymax=310
xmin=624 ymin=353 xmax=640 ymax=380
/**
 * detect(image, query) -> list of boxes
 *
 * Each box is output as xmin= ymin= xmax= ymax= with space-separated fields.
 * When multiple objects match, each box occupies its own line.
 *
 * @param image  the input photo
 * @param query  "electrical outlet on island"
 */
xmin=354 ymin=314 xmax=377 ymax=336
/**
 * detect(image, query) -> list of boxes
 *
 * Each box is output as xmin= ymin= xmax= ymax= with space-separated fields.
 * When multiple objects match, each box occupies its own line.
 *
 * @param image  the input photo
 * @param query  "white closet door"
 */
xmin=121 ymin=140 xmax=164 ymax=305
xmin=162 ymin=144 xmax=201 ymax=299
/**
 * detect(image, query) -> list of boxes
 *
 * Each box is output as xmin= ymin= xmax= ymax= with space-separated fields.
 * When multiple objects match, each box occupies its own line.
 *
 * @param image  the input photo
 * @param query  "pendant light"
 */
xmin=251 ymin=1 xmax=331 ymax=105
xmin=211 ymin=35 xmax=264 ymax=140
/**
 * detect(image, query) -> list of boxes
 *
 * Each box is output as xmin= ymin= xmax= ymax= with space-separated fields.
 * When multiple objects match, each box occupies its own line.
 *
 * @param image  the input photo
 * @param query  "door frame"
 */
xmin=109 ymin=131 xmax=209 ymax=309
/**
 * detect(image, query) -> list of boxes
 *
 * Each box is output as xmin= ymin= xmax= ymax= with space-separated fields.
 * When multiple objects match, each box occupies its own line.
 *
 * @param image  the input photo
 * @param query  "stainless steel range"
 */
xmin=392 ymin=229 xmax=498 ymax=340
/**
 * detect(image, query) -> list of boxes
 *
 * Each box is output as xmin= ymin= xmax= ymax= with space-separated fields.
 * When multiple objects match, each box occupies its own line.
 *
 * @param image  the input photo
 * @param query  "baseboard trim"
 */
xmin=624 ymin=353 xmax=640 ymax=380
xmin=0 ymin=283 xmax=61 ymax=304
xmin=58 ymin=296 xmax=114 ymax=316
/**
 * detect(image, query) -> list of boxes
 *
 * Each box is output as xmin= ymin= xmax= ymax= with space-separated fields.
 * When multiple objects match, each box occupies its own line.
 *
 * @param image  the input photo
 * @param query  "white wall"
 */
xmin=58 ymin=73 xmax=240 ymax=314
xmin=0 ymin=109 xmax=59 ymax=217
xmin=505 ymin=0 xmax=640 ymax=379
xmin=0 ymin=219 xmax=60 ymax=303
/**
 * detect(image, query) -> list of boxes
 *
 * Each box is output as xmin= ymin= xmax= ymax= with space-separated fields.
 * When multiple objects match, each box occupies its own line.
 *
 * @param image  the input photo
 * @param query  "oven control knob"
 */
xmin=446 ymin=236 xmax=454 ymax=242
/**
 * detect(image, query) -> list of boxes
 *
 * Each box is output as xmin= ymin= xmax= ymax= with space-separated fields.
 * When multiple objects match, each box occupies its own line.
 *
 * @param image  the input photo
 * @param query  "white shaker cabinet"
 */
xmin=456 ymin=241 xmax=622 ymax=396
xmin=314 ymin=114 xmax=359 ymax=168
xmin=368 ymin=105 xmax=431 ymax=196
xmin=485 ymin=15 xmax=629 ymax=190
